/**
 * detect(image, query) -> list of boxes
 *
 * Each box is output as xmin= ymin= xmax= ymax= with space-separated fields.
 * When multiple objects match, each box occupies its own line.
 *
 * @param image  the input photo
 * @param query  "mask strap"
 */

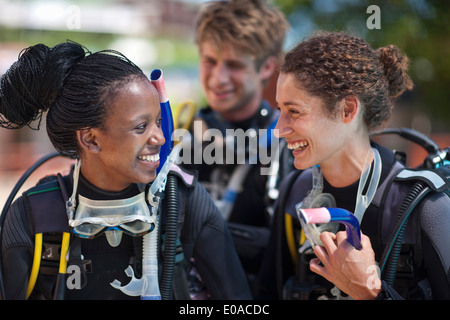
xmin=354 ymin=147 xmax=382 ymax=223
xmin=66 ymin=159 xmax=81 ymax=221
xmin=300 ymin=165 xmax=323 ymax=209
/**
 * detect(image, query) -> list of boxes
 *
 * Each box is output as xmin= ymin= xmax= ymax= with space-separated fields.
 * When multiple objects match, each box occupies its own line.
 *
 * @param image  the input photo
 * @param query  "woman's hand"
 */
xmin=309 ymin=231 xmax=382 ymax=300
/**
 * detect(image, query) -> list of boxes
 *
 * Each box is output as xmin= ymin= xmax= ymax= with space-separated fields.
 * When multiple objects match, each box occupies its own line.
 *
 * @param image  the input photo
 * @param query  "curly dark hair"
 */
xmin=280 ymin=31 xmax=414 ymax=129
xmin=0 ymin=42 xmax=146 ymax=158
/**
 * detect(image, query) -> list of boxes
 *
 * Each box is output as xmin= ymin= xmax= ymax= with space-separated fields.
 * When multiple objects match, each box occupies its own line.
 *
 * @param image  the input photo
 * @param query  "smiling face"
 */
xmin=275 ymin=72 xmax=349 ymax=171
xmin=78 ymin=77 xmax=165 ymax=192
xmin=199 ymin=41 xmax=272 ymax=122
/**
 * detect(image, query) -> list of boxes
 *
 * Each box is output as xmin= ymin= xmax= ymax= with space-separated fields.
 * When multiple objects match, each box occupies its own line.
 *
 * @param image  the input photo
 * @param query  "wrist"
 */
xmin=364 ymin=287 xmax=382 ymax=300
xmin=374 ymin=281 xmax=404 ymax=300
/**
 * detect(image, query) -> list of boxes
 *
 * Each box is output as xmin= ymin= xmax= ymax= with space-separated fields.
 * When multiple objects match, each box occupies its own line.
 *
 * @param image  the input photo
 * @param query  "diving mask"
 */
xmin=70 ymin=192 xmax=156 ymax=238
xmin=296 ymin=148 xmax=382 ymax=248
xmin=66 ymin=160 xmax=157 ymax=247
xmin=296 ymin=166 xmax=338 ymax=248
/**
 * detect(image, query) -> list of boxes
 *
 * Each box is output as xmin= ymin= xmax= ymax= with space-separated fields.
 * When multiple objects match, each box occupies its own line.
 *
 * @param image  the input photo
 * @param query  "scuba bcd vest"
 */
xmin=280 ymin=128 xmax=449 ymax=300
xmin=0 ymin=153 xmax=194 ymax=300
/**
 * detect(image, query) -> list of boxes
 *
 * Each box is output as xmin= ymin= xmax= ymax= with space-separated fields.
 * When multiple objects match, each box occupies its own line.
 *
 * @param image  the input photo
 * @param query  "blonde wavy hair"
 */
xmin=195 ymin=0 xmax=289 ymax=69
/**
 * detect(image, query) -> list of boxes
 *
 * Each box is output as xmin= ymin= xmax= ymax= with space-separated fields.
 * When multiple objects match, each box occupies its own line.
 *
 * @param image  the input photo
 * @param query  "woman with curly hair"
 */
xmin=256 ymin=31 xmax=450 ymax=300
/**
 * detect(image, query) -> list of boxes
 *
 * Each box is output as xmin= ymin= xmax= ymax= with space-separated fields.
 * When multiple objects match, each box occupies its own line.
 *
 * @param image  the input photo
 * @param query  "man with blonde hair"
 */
xmin=183 ymin=0 xmax=291 ymax=291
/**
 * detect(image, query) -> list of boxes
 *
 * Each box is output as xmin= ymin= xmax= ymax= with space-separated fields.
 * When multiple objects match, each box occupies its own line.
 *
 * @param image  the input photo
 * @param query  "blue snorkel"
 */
xmin=150 ymin=69 xmax=174 ymax=173
xmin=297 ymin=207 xmax=362 ymax=250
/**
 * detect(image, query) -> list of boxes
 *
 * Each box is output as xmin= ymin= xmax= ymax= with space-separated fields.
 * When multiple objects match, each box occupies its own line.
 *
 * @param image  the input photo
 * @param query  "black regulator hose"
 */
xmin=160 ymin=174 xmax=178 ymax=300
xmin=381 ymin=181 xmax=430 ymax=286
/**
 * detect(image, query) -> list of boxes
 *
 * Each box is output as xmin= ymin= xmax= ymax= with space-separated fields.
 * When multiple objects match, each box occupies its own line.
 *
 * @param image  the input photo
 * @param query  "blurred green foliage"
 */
xmin=0 ymin=26 xmax=115 ymax=51
xmin=0 ymin=0 xmax=447 ymax=130
xmin=0 ymin=27 xmax=198 ymax=68
xmin=274 ymin=0 xmax=450 ymax=131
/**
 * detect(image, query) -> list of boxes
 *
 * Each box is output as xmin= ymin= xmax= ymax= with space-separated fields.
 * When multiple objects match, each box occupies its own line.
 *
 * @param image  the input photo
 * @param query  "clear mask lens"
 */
xmin=295 ymin=148 xmax=382 ymax=249
xmin=70 ymin=192 xmax=156 ymax=239
xmin=295 ymin=166 xmax=338 ymax=248
xmin=66 ymin=160 xmax=157 ymax=247
xmin=296 ymin=193 xmax=338 ymax=248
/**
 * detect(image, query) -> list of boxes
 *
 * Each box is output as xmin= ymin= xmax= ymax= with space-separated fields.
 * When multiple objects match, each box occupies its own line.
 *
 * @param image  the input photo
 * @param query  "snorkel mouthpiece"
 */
xmin=298 ymin=207 xmax=362 ymax=250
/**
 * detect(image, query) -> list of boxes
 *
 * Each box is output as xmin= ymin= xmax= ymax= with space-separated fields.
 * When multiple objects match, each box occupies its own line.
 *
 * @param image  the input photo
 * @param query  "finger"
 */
xmin=313 ymin=243 xmax=327 ymax=261
xmin=313 ymin=243 xmax=334 ymax=271
xmin=360 ymin=232 xmax=372 ymax=248
xmin=319 ymin=231 xmax=337 ymax=254
xmin=335 ymin=231 xmax=353 ymax=249
xmin=309 ymin=257 xmax=327 ymax=278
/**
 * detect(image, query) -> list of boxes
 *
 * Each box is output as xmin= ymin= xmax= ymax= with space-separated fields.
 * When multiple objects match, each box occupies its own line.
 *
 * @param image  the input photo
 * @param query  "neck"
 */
xmin=321 ymin=140 xmax=373 ymax=188
xmin=220 ymin=94 xmax=262 ymax=122
xmin=79 ymin=158 xmax=131 ymax=193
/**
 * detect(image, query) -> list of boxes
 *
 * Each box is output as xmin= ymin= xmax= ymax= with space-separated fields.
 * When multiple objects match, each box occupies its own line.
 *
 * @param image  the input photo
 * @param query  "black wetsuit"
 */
xmin=182 ymin=101 xmax=294 ymax=275
xmin=183 ymin=101 xmax=282 ymax=226
xmin=1 ymin=166 xmax=252 ymax=300
xmin=256 ymin=142 xmax=450 ymax=300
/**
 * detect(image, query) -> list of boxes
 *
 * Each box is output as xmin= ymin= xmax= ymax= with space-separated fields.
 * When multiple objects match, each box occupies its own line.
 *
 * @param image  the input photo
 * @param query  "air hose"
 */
xmin=52 ymin=232 xmax=70 ymax=300
xmin=151 ymin=68 xmax=177 ymax=299
xmin=380 ymin=181 xmax=430 ymax=286
xmin=159 ymin=174 xmax=178 ymax=300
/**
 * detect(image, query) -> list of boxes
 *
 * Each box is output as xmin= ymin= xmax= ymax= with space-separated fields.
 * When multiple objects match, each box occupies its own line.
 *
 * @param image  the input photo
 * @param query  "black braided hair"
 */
xmin=0 ymin=41 xmax=147 ymax=158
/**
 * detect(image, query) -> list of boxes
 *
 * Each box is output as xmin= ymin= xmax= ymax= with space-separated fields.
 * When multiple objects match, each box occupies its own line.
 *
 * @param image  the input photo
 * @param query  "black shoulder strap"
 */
xmin=281 ymin=168 xmax=313 ymax=216
xmin=273 ymin=169 xmax=305 ymax=297
xmin=377 ymin=165 xmax=449 ymax=247
xmin=24 ymin=175 xmax=71 ymax=235
xmin=371 ymin=161 xmax=404 ymax=208
xmin=376 ymin=165 xmax=450 ymax=288
xmin=395 ymin=167 xmax=449 ymax=194
xmin=22 ymin=174 xmax=87 ymax=299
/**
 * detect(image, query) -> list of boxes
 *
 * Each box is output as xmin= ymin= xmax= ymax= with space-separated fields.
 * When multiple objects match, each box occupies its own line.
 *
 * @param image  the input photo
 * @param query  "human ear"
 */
xmin=76 ymin=129 xmax=101 ymax=153
xmin=340 ymin=95 xmax=360 ymax=123
xmin=259 ymin=56 xmax=278 ymax=82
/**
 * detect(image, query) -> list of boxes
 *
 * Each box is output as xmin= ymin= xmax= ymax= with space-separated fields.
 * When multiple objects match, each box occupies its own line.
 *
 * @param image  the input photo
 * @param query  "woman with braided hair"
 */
xmin=0 ymin=41 xmax=251 ymax=300
xmin=256 ymin=31 xmax=450 ymax=300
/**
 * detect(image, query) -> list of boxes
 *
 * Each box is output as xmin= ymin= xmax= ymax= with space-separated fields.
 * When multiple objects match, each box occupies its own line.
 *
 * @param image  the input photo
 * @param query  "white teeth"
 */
xmin=138 ymin=154 xmax=160 ymax=163
xmin=287 ymin=141 xmax=308 ymax=150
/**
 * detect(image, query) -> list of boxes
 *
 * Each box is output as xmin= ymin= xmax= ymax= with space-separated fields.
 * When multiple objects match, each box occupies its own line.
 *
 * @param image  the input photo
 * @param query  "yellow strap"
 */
xmin=300 ymin=227 xmax=306 ymax=245
xmin=285 ymin=213 xmax=307 ymax=267
xmin=173 ymin=101 xmax=196 ymax=130
xmin=26 ymin=232 xmax=70 ymax=299
xmin=284 ymin=214 xmax=298 ymax=266
xmin=59 ymin=232 xmax=70 ymax=274
xmin=26 ymin=233 xmax=42 ymax=299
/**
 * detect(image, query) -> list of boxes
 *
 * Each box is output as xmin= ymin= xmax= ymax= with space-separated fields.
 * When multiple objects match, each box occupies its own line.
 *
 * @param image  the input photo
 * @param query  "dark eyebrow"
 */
xmin=128 ymin=109 xmax=161 ymax=125
xmin=281 ymin=101 xmax=297 ymax=107
xmin=201 ymin=54 xmax=216 ymax=62
xmin=278 ymin=100 xmax=308 ymax=109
